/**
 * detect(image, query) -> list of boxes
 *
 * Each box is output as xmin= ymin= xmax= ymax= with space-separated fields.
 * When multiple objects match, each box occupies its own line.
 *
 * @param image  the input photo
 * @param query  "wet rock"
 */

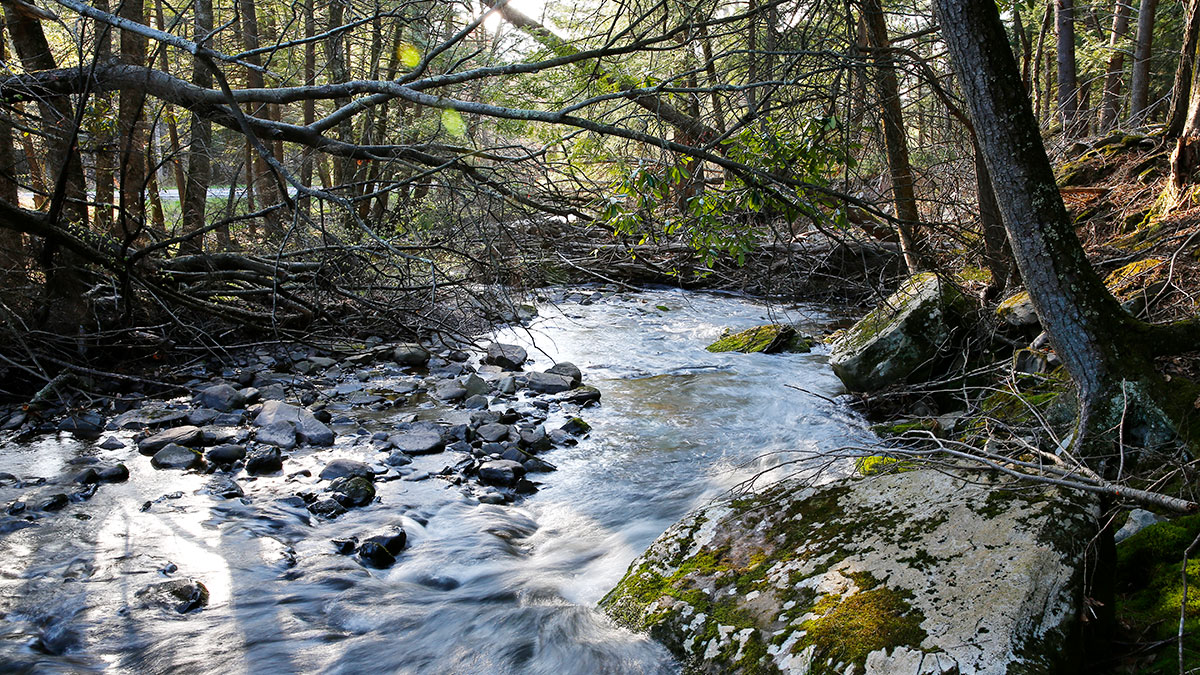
xmin=559 ymin=417 xmax=591 ymax=436
xmin=212 ymin=412 xmax=244 ymax=427
xmin=204 ymin=475 xmax=244 ymax=499
xmin=484 ymin=343 xmax=527 ymax=370
xmin=112 ymin=407 xmax=188 ymax=429
xmin=332 ymin=537 xmax=358 ymax=554
xmin=385 ymin=452 xmax=413 ymax=467
xmin=245 ymin=447 xmax=284 ymax=475
xmin=497 ymin=376 xmax=519 ymax=395
xmin=39 ymin=493 xmax=69 ymax=511
xmin=601 ymin=468 xmax=1097 ymax=674
xmin=469 ymin=410 xmax=502 ymax=428
xmin=253 ymin=401 xmax=335 ymax=446
xmin=545 ymin=361 xmax=582 ymax=386
xmin=558 ymin=386 xmax=601 ymax=406
xmin=522 ymin=457 xmax=556 ymax=473
xmin=308 ymin=498 xmax=346 ymax=518
xmin=462 ymin=394 xmax=490 ymax=410
xmin=319 ymin=459 xmax=374 ymax=482
xmin=389 ymin=430 xmax=444 ymax=455
xmin=74 ymin=468 xmax=100 ymax=484
xmin=59 ymin=412 xmax=105 ymax=434
xmin=255 ymin=421 xmax=297 ymax=450
xmin=151 ymin=444 xmax=203 ymax=470
xmin=392 ymin=343 xmax=431 ymax=367
xmin=547 ymin=428 xmax=574 ymax=446
xmin=433 ymin=380 xmax=467 ymax=401
xmin=97 ymin=436 xmax=125 ymax=450
xmin=478 ymin=460 xmax=525 ymax=487
xmin=185 ymin=409 xmax=221 ymax=426
xmin=476 ymin=423 xmax=511 ymax=443
xmin=0 ymin=517 xmax=35 ymax=534
xmin=705 ymin=324 xmax=813 ymax=354
xmin=464 ymin=374 xmax=493 ymax=397
xmin=97 ymin=464 xmax=129 ymax=483
xmin=138 ymin=425 xmax=202 ymax=455
xmin=205 ymin=444 xmax=246 ymax=464
xmin=194 ymin=384 xmax=243 ymax=412
xmin=329 ymin=476 xmax=375 ymax=508
xmin=200 ymin=426 xmax=246 ymax=445
xmin=6 ymin=501 xmax=26 ymax=515
xmin=500 ymin=447 xmax=531 ymax=463
xmin=356 ymin=541 xmax=396 ymax=569
xmin=136 ymin=578 xmax=209 ymax=614
xmin=525 ymin=372 xmax=575 ymax=394
xmin=71 ymin=483 xmax=98 ymax=502
xmin=518 ymin=427 xmax=551 ymax=452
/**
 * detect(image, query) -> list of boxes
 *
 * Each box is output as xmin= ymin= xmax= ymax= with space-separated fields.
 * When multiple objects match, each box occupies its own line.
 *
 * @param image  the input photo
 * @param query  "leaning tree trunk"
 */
xmin=935 ymin=0 xmax=1191 ymax=460
xmin=1099 ymin=0 xmax=1133 ymax=131
xmin=1128 ymin=0 xmax=1160 ymax=126
xmin=1165 ymin=0 xmax=1200 ymax=138
xmin=862 ymin=0 xmax=922 ymax=274
xmin=117 ymin=0 xmax=148 ymax=238
xmin=1056 ymin=0 xmax=1081 ymax=135
xmin=1167 ymin=61 xmax=1200 ymax=207
xmin=181 ymin=0 xmax=213 ymax=254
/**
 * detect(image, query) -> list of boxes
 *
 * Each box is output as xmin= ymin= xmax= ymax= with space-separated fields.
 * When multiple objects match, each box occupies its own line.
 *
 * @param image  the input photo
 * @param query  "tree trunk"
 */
xmin=936 ymin=0 xmax=1189 ymax=459
xmin=327 ymin=0 xmax=353 ymax=191
xmin=1128 ymin=0 xmax=1159 ymax=125
xmin=1099 ymin=0 xmax=1133 ymax=131
xmin=974 ymin=138 xmax=1013 ymax=299
xmin=153 ymin=0 xmax=187 ymax=203
xmin=1057 ymin=0 xmax=1081 ymax=134
xmin=117 ymin=0 xmax=147 ymax=237
xmin=1032 ymin=3 xmax=1054 ymax=123
xmin=92 ymin=0 xmax=115 ymax=231
xmin=0 ymin=24 xmax=25 ymax=283
xmin=181 ymin=0 xmax=213 ymax=254
xmin=862 ymin=0 xmax=922 ymax=274
xmin=299 ymin=0 xmax=316 ymax=217
xmin=238 ymin=0 xmax=281 ymax=232
xmin=1167 ymin=56 xmax=1200 ymax=206
xmin=1165 ymin=0 xmax=1200 ymax=138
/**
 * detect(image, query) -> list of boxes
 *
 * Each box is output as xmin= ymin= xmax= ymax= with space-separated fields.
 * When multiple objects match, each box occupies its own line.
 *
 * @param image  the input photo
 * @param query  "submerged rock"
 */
xmin=329 ymin=476 xmax=375 ymax=508
xmin=136 ymin=578 xmax=209 ymax=614
xmin=705 ymin=324 xmax=813 ymax=354
xmin=601 ymin=468 xmax=1096 ymax=674
xmin=829 ymin=273 xmax=975 ymax=392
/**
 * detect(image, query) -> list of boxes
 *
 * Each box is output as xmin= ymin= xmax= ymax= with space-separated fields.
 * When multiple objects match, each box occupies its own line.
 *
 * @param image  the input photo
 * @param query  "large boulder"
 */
xmin=484 ymin=343 xmax=528 ymax=370
xmin=601 ymin=468 xmax=1097 ymax=674
xmin=829 ymin=273 xmax=975 ymax=392
xmin=253 ymin=401 xmax=334 ymax=446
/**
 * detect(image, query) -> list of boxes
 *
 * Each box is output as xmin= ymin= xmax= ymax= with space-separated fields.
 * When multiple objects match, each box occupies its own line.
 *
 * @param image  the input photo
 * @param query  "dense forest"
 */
xmin=2 ymin=0 xmax=1200 ymax=670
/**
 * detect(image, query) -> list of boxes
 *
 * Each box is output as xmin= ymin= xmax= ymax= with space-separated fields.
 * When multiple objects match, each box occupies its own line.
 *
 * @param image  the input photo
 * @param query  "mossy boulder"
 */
xmin=601 ymin=468 xmax=1097 ymax=674
xmin=829 ymin=273 xmax=975 ymax=392
xmin=707 ymin=325 xmax=814 ymax=354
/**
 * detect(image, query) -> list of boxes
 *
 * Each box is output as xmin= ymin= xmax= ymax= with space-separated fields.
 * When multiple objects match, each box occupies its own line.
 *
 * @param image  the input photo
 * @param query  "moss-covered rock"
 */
xmin=601 ymin=468 xmax=1097 ymax=674
xmin=829 ymin=273 xmax=976 ymax=392
xmin=707 ymin=325 xmax=814 ymax=354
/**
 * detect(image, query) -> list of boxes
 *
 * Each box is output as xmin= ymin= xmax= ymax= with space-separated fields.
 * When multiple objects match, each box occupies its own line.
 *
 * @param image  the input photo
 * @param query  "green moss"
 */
xmin=1116 ymin=515 xmax=1200 ymax=674
xmin=796 ymin=578 xmax=927 ymax=672
xmin=854 ymin=455 xmax=912 ymax=476
xmin=870 ymin=419 xmax=941 ymax=439
xmin=706 ymin=324 xmax=813 ymax=354
xmin=955 ymin=266 xmax=992 ymax=284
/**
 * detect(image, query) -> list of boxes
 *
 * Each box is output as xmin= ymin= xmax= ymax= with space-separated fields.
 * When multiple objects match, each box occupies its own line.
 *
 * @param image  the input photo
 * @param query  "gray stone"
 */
xmin=601 ymin=468 xmax=1098 ymax=674
xmin=558 ymin=386 xmax=601 ymax=406
xmin=385 ymin=452 xmax=413 ymax=467
xmin=434 ymin=380 xmax=468 ymax=401
xmin=996 ymin=291 xmax=1039 ymax=330
xmin=1115 ymin=508 xmax=1167 ymax=544
xmin=136 ymin=578 xmax=209 ymax=614
xmin=464 ymin=374 xmax=493 ymax=397
xmin=112 ymin=407 xmax=188 ymax=429
xmin=308 ymin=498 xmax=347 ymax=518
xmin=522 ymin=457 xmax=556 ymax=473
xmin=199 ymin=426 xmax=245 ymax=446
xmin=253 ymin=400 xmax=335 ymax=446
xmin=59 ymin=412 xmax=105 ymax=434
xmin=389 ymin=430 xmax=444 ymax=455
xmin=478 ymin=460 xmax=525 ymax=487
xmin=392 ymin=343 xmax=431 ymax=366
xmin=138 ymin=426 xmax=202 ymax=455
xmin=462 ymin=394 xmax=490 ymax=410
xmin=476 ymin=423 xmax=511 ymax=443
xmin=204 ymin=475 xmax=244 ymax=499
xmin=97 ymin=464 xmax=129 ymax=482
xmin=525 ymin=372 xmax=575 ymax=394
xmin=829 ymin=273 xmax=975 ymax=393
xmin=98 ymin=436 xmax=125 ymax=450
xmin=245 ymin=447 xmax=283 ymax=475
xmin=205 ymin=444 xmax=246 ymax=464
xmin=329 ymin=476 xmax=375 ymax=507
xmin=484 ymin=343 xmax=527 ymax=370
xmin=545 ymin=361 xmax=582 ymax=386
xmin=255 ymin=421 xmax=297 ymax=450
xmin=320 ymin=459 xmax=375 ymax=482
xmin=195 ymin=384 xmax=242 ymax=412
xmin=186 ymin=409 xmax=220 ymax=426
xmin=497 ymin=376 xmax=519 ymax=395
xmin=150 ymin=444 xmax=202 ymax=470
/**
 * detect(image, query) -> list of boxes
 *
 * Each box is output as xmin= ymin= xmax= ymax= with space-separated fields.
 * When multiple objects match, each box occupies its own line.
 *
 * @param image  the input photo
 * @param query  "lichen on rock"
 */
xmin=601 ymin=468 xmax=1097 ymax=674
xmin=706 ymin=325 xmax=814 ymax=354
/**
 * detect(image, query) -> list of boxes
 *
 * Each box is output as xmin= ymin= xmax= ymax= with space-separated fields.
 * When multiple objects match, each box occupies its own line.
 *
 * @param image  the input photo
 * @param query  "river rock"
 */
xmin=434 ymin=380 xmax=468 ymax=401
xmin=476 ymin=423 xmax=511 ymax=443
xmin=996 ymin=291 xmax=1039 ymax=330
xmin=112 ymin=407 xmax=188 ymax=429
xmin=560 ymin=417 xmax=591 ymax=436
xmin=309 ymin=498 xmax=347 ymax=518
xmin=462 ymin=394 xmax=490 ymax=409
xmin=194 ymin=384 xmax=243 ymax=412
xmin=255 ymin=421 xmax=297 ymax=450
xmin=385 ymin=452 xmax=413 ymax=467
xmin=601 ymin=468 xmax=1097 ymax=674
xmin=97 ymin=464 xmax=129 ymax=482
xmin=39 ymin=493 xmax=69 ymax=511
xmin=357 ymin=541 xmax=396 ymax=569
xmin=253 ymin=401 xmax=335 ymax=446
xmin=204 ymin=475 xmax=244 ymax=499
xmin=245 ymin=447 xmax=284 ymax=475
xmin=829 ymin=273 xmax=975 ymax=393
xmin=151 ymin=444 xmax=202 ymax=470
xmin=98 ymin=436 xmax=125 ymax=450
xmin=389 ymin=430 xmax=444 ymax=455
xmin=329 ymin=476 xmax=375 ymax=508
xmin=705 ymin=324 xmax=814 ymax=354
xmin=59 ymin=412 xmax=105 ymax=434
xmin=478 ymin=459 xmax=525 ymax=487
xmin=138 ymin=425 xmax=202 ymax=455
xmin=545 ymin=361 xmax=582 ymax=386
xmin=485 ymin=343 xmax=527 ymax=370
xmin=206 ymin=444 xmax=246 ymax=464
xmin=559 ymin=386 xmax=602 ymax=405
xmin=522 ymin=457 xmax=556 ymax=473
xmin=320 ymin=459 xmax=375 ymax=482
xmin=392 ymin=343 xmax=431 ymax=367
xmin=136 ymin=578 xmax=209 ymax=614
xmin=525 ymin=372 xmax=575 ymax=394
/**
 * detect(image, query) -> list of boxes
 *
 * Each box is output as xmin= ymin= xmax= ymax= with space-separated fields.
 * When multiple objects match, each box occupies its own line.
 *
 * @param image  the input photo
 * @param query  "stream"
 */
xmin=0 ymin=289 xmax=876 ymax=674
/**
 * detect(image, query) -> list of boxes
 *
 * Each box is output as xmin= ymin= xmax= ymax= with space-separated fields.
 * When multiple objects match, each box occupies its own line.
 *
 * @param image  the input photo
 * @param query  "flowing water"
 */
xmin=0 ymin=289 xmax=876 ymax=674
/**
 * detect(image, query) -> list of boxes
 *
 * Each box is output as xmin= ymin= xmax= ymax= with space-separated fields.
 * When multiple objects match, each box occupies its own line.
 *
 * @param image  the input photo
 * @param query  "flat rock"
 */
xmin=545 ymin=361 xmax=582 ymax=386
xmin=319 ymin=459 xmax=375 ymax=482
xmin=113 ymin=407 xmax=188 ymax=429
xmin=484 ymin=343 xmax=527 ymax=371
xmin=194 ymin=384 xmax=243 ymax=412
xmin=525 ymin=372 xmax=575 ymax=394
xmin=476 ymin=423 xmax=511 ymax=443
xmin=389 ymin=430 xmax=444 ymax=455
xmin=558 ymin=386 xmax=601 ymax=406
xmin=478 ymin=459 xmax=525 ymax=487
xmin=255 ymin=421 xmax=297 ymax=450
xmin=150 ymin=444 xmax=202 ymax=470
xmin=433 ymin=380 xmax=467 ymax=401
xmin=253 ymin=401 xmax=334 ymax=446
xmin=601 ymin=468 xmax=1098 ymax=674
xmin=138 ymin=425 xmax=202 ymax=455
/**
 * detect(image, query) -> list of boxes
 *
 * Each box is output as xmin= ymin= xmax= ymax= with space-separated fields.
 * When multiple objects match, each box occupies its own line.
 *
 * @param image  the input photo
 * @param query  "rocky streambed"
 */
xmin=0 ymin=288 xmax=875 ymax=673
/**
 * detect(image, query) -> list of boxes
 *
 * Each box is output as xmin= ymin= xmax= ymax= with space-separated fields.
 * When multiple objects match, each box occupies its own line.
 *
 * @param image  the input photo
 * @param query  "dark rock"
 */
xmin=705 ymin=324 xmax=813 ymax=354
xmin=548 ymin=429 xmax=574 ymax=446
xmin=112 ymin=407 xmax=188 ymax=429
xmin=525 ymin=372 xmax=575 ymax=394
xmin=71 ymin=484 xmax=98 ymax=501
xmin=136 ymin=578 xmax=209 ymax=614
xmin=329 ymin=476 xmax=375 ymax=507
xmin=212 ymin=412 xmax=244 ymax=427
xmin=332 ymin=537 xmax=358 ymax=554
xmin=255 ymin=421 xmax=297 ymax=450
xmin=356 ymin=541 xmax=396 ymax=569
xmin=385 ymin=452 xmax=413 ymax=467
xmin=39 ymin=493 xmax=69 ymax=511
xmin=518 ymin=426 xmax=551 ymax=452
xmin=433 ymin=380 xmax=467 ymax=401
xmin=545 ymin=362 xmax=582 ymax=386
xmin=6 ymin=501 xmax=26 ymax=515
xmin=523 ymin=457 xmax=557 ymax=473
xmin=484 ymin=343 xmax=528 ymax=371
xmin=478 ymin=460 xmax=526 ymax=487
xmin=560 ymin=417 xmax=591 ymax=436
xmin=446 ymin=440 xmax=472 ymax=454
xmin=151 ymin=444 xmax=203 ymax=470
xmin=205 ymin=444 xmax=246 ymax=464
xmin=319 ymin=459 xmax=374 ymax=482
xmin=476 ymin=423 xmax=511 ymax=443
xmin=199 ymin=426 xmax=245 ymax=445
xmin=308 ymin=498 xmax=347 ymax=518
xmin=392 ymin=343 xmax=431 ymax=366
xmin=245 ymin=447 xmax=284 ymax=475
xmin=498 ymin=409 xmax=521 ymax=424
xmin=185 ymin=409 xmax=221 ymax=426
xmin=389 ymin=430 xmax=444 ymax=455
xmin=462 ymin=394 xmax=490 ymax=410
xmin=74 ymin=468 xmax=100 ymax=484
xmin=97 ymin=464 xmax=129 ymax=482
xmin=253 ymin=400 xmax=335 ymax=446
xmin=463 ymin=374 xmax=493 ymax=397
xmin=204 ymin=475 xmax=244 ymax=499
xmin=97 ymin=436 xmax=125 ymax=450
xmin=497 ymin=376 xmax=519 ymax=395
xmin=59 ymin=412 xmax=105 ymax=434
xmin=559 ymin=386 xmax=601 ymax=406
xmin=194 ymin=384 xmax=243 ymax=411
xmin=469 ymin=410 xmax=502 ymax=428
xmin=138 ymin=425 xmax=202 ymax=455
